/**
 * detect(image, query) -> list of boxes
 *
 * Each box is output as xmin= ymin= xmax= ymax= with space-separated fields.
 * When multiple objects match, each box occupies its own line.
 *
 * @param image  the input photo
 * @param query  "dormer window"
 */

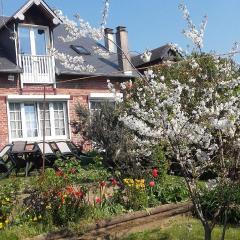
xmin=18 ymin=24 xmax=55 ymax=85
xmin=18 ymin=25 xmax=50 ymax=55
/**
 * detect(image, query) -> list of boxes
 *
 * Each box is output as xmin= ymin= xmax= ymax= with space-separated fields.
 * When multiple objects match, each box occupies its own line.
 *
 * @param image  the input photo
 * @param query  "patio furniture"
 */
xmin=10 ymin=141 xmax=28 ymax=176
xmin=52 ymin=141 xmax=81 ymax=160
xmin=35 ymin=142 xmax=57 ymax=167
xmin=67 ymin=141 xmax=87 ymax=156
xmin=0 ymin=144 xmax=13 ymax=179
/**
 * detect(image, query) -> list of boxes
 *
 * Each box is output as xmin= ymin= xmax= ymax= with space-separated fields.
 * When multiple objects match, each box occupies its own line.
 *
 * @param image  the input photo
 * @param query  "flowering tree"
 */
xmin=51 ymin=0 xmax=110 ymax=73
xmin=107 ymin=3 xmax=240 ymax=239
xmin=117 ymin=52 xmax=240 ymax=240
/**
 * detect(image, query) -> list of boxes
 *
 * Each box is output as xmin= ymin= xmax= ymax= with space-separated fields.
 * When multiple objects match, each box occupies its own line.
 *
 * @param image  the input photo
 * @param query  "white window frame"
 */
xmin=18 ymin=23 xmax=51 ymax=56
xmin=88 ymin=92 xmax=123 ymax=112
xmin=7 ymin=95 xmax=71 ymax=143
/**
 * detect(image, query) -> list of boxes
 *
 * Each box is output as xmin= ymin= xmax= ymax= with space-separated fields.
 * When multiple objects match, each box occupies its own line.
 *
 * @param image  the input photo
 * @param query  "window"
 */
xmin=71 ymin=45 xmax=91 ymax=55
xmin=18 ymin=25 xmax=49 ymax=55
xmin=8 ymin=102 xmax=69 ymax=141
xmin=88 ymin=93 xmax=122 ymax=114
xmin=53 ymin=103 xmax=66 ymax=136
xmin=9 ymin=103 xmax=22 ymax=139
xmin=89 ymin=100 xmax=115 ymax=113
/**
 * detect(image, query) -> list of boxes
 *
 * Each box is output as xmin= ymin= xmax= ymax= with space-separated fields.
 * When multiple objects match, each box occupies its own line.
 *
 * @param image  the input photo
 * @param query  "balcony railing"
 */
xmin=19 ymin=54 xmax=55 ymax=85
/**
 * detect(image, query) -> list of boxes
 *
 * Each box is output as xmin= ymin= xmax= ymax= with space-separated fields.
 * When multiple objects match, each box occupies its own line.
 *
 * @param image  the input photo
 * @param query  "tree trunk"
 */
xmin=204 ymin=225 xmax=212 ymax=240
xmin=221 ymin=209 xmax=228 ymax=240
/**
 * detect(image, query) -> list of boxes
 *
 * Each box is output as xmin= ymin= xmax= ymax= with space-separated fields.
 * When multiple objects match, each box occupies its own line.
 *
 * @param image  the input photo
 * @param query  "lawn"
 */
xmin=122 ymin=216 xmax=240 ymax=240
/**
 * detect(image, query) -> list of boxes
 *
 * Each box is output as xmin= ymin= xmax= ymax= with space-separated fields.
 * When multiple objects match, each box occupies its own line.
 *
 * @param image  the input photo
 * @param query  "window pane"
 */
xmin=9 ymin=103 xmax=23 ymax=138
xmin=34 ymin=28 xmax=47 ymax=55
xmin=39 ymin=103 xmax=51 ymax=136
xmin=24 ymin=104 xmax=38 ymax=137
xmin=53 ymin=102 xmax=66 ymax=136
xmin=19 ymin=27 xmax=31 ymax=55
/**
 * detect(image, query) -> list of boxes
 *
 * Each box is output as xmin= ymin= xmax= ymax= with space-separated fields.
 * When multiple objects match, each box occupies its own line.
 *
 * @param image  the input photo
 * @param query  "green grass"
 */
xmin=0 ymin=222 xmax=57 ymax=240
xmin=122 ymin=216 xmax=240 ymax=240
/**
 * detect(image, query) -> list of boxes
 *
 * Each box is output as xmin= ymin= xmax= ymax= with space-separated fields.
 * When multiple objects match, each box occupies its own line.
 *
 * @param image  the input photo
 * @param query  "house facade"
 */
xmin=0 ymin=0 xmax=134 ymax=149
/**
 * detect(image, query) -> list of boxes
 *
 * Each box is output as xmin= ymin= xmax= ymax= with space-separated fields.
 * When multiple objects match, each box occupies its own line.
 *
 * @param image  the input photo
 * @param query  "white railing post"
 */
xmin=19 ymin=54 xmax=55 ymax=85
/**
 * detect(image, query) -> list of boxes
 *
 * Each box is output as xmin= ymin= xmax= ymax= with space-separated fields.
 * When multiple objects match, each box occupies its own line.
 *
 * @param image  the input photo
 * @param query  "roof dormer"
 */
xmin=13 ymin=0 xmax=60 ymax=27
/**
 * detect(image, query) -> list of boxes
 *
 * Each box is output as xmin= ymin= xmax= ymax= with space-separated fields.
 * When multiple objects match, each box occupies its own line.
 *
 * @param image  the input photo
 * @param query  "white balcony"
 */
xmin=19 ymin=54 xmax=55 ymax=85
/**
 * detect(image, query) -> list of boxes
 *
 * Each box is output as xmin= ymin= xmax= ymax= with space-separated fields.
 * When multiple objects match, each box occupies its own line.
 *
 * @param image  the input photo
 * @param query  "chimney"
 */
xmin=104 ymin=28 xmax=115 ymax=53
xmin=116 ymin=26 xmax=132 ymax=75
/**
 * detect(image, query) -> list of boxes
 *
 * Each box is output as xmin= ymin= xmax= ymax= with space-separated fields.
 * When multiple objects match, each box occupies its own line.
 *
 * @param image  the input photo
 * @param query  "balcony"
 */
xmin=19 ymin=54 xmax=55 ymax=85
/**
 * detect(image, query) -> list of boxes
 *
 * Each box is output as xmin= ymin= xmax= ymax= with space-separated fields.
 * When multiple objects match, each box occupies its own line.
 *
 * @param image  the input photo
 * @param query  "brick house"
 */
xmin=0 ymin=0 xmax=134 ymax=149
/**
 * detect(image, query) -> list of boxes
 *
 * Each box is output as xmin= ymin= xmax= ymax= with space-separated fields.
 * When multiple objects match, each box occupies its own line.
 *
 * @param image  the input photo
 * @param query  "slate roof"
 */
xmin=53 ymin=24 xmax=129 ymax=77
xmin=0 ymin=47 xmax=22 ymax=73
xmin=0 ymin=16 xmax=10 ymax=29
xmin=131 ymin=44 xmax=176 ymax=68
xmin=0 ymin=16 xmax=22 ymax=73
xmin=0 ymin=14 xmax=133 ymax=78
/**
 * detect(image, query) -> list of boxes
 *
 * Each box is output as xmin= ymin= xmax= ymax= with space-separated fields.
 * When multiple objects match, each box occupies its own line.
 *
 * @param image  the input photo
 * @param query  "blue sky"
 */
xmin=2 ymin=0 xmax=240 ymax=60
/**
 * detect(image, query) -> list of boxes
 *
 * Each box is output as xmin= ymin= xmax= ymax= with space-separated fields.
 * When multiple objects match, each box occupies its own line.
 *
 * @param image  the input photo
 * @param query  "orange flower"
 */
xmin=74 ymin=191 xmax=84 ymax=199
xmin=56 ymin=170 xmax=63 ymax=177
xmin=65 ymin=186 xmax=74 ymax=194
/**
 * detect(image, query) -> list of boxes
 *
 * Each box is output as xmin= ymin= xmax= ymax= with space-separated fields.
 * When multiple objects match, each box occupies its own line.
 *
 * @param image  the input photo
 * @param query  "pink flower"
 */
xmin=149 ymin=181 xmax=155 ymax=187
xmin=95 ymin=197 xmax=101 ymax=204
xmin=152 ymin=168 xmax=158 ymax=178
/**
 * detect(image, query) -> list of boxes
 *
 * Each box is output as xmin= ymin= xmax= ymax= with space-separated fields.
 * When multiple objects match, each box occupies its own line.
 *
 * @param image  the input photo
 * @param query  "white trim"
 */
xmin=67 ymin=100 xmax=72 ymax=140
xmin=18 ymin=24 xmax=51 ymax=55
xmin=7 ymin=100 xmax=70 ymax=143
xmin=89 ymin=92 xmax=123 ymax=100
xmin=6 ymin=101 xmax=11 ymax=143
xmin=7 ymin=95 xmax=70 ymax=102
xmin=13 ymin=0 xmax=60 ymax=25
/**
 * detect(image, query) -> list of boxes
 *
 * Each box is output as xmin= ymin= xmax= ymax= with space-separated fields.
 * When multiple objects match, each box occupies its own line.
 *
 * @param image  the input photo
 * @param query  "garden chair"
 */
xmin=67 ymin=141 xmax=87 ymax=156
xmin=0 ymin=144 xmax=13 ymax=179
xmin=52 ymin=141 xmax=82 ymax=160
xmin=35 ymin=142 xmax=58 ymax=167
xmin=10 ymin=141 xmax=28 ymax=176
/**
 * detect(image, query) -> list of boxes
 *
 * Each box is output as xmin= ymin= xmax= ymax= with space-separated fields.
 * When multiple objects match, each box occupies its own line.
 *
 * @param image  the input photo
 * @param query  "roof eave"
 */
xmin=56 ymin=70 xmax=135 ymax=79
xmin=0 ymin=69 xmax=22 ymax=73
xmin=13 ymin=0 xmax=61 ymax=25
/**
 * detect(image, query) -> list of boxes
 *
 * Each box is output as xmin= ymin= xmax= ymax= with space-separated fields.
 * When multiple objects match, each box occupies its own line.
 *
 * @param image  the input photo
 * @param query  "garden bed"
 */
xmin=26 ymin=202 xmax=192 ymax=240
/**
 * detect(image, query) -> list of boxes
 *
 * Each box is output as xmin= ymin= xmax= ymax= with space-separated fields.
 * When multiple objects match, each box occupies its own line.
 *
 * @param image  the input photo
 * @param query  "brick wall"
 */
xmin=0 ymin=74 xmax=125 ymax=149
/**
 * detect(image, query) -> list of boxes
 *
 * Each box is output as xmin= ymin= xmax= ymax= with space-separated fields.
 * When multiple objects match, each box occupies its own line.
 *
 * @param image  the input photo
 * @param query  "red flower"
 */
xmin=95 ymin=197 xmax=101 ymax=204
xmin=56 ymin=170 xmax=63 ymax=177
xmin=69 ymin=168 xmax=77 ymax=174
xmin=74 ymin=191 xmax=84 ymax=199
xmin=152 ymin=168 xmax=158 ymax=178
xmin=100 ymin=181 xmax=106 ymax=187
xmin=111 ymin=178 xmax=117 ymax=186
xmin=149 ymin=181 xmax=155 ymax=187
xmin=57 ymin=191 xmax=62 ymax=196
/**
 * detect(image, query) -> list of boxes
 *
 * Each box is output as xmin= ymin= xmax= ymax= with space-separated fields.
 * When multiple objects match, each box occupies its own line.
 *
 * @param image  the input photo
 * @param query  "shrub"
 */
xmin=150 ymin=175 xmax=189 ymax=204
xmin=0 ymin=178 xmax=20 ymax=229
xmin=199 ymin=182 xmax=240 ymax=224
xmin=75 ymin=102 xmax=158 ymax=179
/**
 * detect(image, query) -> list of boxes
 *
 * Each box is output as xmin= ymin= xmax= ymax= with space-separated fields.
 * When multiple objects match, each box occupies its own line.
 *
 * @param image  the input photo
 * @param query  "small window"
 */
xmin=71 ymin=45 xmax=91 ymax=55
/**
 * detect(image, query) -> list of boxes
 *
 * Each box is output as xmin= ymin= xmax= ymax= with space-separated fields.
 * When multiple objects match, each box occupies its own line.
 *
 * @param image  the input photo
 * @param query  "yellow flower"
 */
xmin=0 ymin=222 xmax=3 ymax=229
xmin=5 ymin=219 xmax=9 ymax=225
xmin=123 ymin=178 xmax=134 ymax=187
xmin=33 ymin=216 xmax=38 ymax=222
